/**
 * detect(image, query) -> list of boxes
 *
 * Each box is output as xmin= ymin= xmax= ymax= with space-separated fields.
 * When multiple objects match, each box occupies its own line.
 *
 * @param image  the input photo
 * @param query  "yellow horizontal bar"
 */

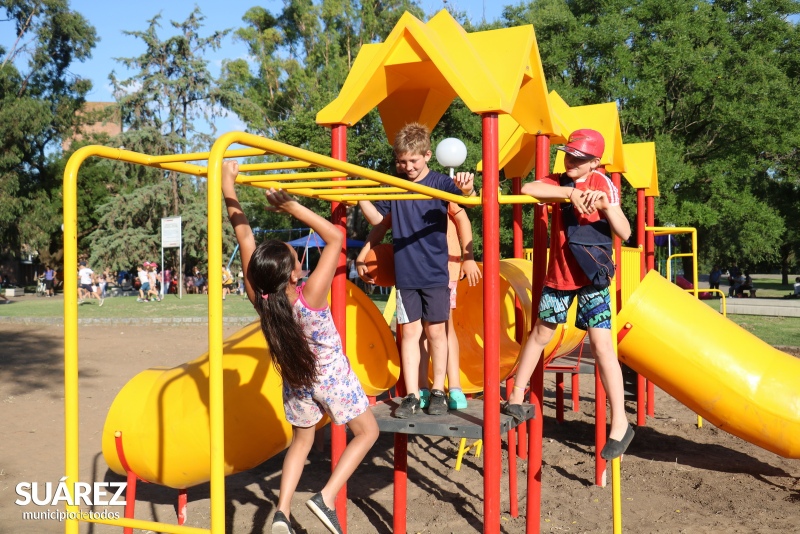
xmin=647 ymin=226 xmax=696 ymax=235
xmin=257 ymin=184 xmax=410 ymax=195
xmin=317 ymin=194 xmax=435 ymax=201
xmin=213 ymin=132 xmax=483 ymax=206
xmin=78 ymin=516 xmax=209 ymax=533
xmin=238 ymin=161 xmax=312 ymax=172
xmin=258 ymin=179 xmax=382 ymax=189
xmin=237 ymin=171 xmax=348 ymax=183
xmin=499 ymin=194 xmax=544 ymax=204
xmin=147 ymin=147 xmax=267 ymax=164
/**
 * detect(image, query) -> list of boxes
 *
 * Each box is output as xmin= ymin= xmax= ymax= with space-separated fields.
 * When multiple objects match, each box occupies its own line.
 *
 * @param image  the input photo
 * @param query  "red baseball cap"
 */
xmin=557 ymin=129 xmax=605 ymax=160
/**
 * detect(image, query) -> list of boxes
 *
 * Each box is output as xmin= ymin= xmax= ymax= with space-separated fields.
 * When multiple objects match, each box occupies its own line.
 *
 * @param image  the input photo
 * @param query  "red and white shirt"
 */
xmin=540 ymin=170 xmax=619 ymax=290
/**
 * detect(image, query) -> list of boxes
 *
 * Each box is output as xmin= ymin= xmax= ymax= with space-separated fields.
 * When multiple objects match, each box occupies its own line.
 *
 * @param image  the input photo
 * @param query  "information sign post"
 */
xmin=161 ymin=217 xmax=182 ymax=298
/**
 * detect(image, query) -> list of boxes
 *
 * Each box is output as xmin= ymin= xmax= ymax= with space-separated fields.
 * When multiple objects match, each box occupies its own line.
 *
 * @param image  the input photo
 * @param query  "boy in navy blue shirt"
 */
xmin=357 ymin=123 xmax=476 ymax=418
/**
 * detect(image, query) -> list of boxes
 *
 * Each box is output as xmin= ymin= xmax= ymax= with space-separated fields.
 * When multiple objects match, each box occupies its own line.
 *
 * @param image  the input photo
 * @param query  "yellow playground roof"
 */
xmin=316 ymin=10 xmax=557 ymax=143
xmin=622 ymin=142 xmax=659 ymax=196
xmin=552 ymin=100 xmax=626 ymax=174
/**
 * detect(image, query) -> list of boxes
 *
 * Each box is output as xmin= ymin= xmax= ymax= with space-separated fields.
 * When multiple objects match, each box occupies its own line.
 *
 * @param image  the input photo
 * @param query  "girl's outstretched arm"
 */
xmin=222 ymin=160 xmax=258 ymax=304
xmin=264 ymin=189 xmax=343 ymax=309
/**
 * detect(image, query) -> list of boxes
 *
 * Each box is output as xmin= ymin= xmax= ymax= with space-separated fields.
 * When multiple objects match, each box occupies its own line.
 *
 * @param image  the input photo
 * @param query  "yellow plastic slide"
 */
xmin=450 ymin=258 xmax=585 ymax=393
xmin=102 ymin=281 xmax=400 ymax=489
xmin=617 ymin=270 xmax=800 ymax=459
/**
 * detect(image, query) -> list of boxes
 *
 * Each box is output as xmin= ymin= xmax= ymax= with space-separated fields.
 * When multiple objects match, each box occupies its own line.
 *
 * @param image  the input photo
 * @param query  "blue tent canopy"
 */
xmin=285 ymin=233 xmax=365 ymax=249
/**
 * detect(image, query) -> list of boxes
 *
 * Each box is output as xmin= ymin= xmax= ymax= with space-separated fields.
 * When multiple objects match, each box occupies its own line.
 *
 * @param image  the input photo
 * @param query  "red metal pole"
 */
xmin=572 ymin=373 xmax=580 ymax=412
xmin=481 ymin=113 xmax=501 ymax=534
xmin=646 ymin=196 xmax=656 ymax=417
xmin=393 ymin=325 xmax=407 ymax=534
xmin=556 ymin=373 xmax=565 ymax=423
xmin=636 ymin=189 xmax=646 ymax=426
xmin=114 ymin=432 xmax=137 ymax=534
xmin=611 ymin=173 xmax=622 ymax=310
xmin=330 ymin=124 xmax=349 ymax=530
xmin=177 ymin=489 xmax=188 ymax=525
xmin=527 ymin=134 xmax=550 ymax=534
xmin=511 ymin=177 xmax=527 ymax=462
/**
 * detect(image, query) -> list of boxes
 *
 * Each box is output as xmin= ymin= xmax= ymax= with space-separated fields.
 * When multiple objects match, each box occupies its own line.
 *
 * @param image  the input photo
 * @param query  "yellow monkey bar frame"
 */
xmin=63 ymin=131 xmax=551 ymax=534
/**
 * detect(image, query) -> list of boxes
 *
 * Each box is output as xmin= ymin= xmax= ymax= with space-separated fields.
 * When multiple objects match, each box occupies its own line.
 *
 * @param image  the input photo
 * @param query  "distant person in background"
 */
xmin=729 ymin=271 xmax=746 ymax=297
xmin=44 ymin=265 xmax=56 ymax=297
xmin=727 ymin=262 xmax=741 ymax=287
xmin=222 ymin=265 xmax=235 ymax=300
xmin=793 ymin=276 xmax=800 ymax=297
xmin=708 ymin=265 xmax=722 ymax=297
xmin=137 ymin=262 xmax=151 ymax=302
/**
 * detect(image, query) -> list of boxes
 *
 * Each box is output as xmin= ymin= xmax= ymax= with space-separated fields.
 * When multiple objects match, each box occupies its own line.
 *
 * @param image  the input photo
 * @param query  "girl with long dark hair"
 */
xmin=222 ymin=160 xmax=378 ymax=534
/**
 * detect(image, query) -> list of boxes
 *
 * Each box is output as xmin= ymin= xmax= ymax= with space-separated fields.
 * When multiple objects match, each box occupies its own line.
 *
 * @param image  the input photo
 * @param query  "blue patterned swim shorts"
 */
xmin=538 ymin=285 xmax=612 ymax=330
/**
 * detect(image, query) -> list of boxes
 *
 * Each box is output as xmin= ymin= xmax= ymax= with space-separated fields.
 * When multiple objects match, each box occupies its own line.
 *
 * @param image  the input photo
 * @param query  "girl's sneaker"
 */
xmin=419 ymin=388 xmax=430 ymax=409
xmin=448 ymin=389 xmax=468 ymax=410
xmin=271 ymin=510 xmax=294 ymax=534
xmin=306 ymin=493 xmax=343 ymax=534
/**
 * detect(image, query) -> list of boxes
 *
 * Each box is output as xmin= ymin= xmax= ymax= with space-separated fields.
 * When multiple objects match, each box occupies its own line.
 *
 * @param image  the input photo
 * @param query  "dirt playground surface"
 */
xmin=1 ymin=323 xmax=798 ymax=533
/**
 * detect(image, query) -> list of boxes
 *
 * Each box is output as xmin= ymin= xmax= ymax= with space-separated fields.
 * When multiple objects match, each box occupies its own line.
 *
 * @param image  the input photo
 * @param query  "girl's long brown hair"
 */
xmin=250 ymin=240 xmax=317 ymax=389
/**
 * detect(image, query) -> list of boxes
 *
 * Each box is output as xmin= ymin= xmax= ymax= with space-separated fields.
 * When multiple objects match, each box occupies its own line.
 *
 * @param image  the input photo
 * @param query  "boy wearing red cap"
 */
xmin=504 ymin=129 xmax=635 ymax=460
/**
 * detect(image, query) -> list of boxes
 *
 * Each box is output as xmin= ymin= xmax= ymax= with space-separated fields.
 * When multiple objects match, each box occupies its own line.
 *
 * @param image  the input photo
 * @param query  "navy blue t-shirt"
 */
xmin=374 ymin=170 xmax=463 ymax=290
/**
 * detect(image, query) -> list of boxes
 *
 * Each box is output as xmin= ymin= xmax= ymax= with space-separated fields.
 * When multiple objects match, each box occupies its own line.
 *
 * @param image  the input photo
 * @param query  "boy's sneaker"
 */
xmin=271 ymin=510 xmax=294 ymax=534
xmin=98 ymin=298 xmax=104 ymax=307
xmin=427 ymin=389 xmax=448 ymax=415
xmin=394 ymin=394 xmax=420 ymax=419
xmin=448 ymin=389 xmax=468 ymax=410
xmin=418 ymin=388 xmax=430 ymax=409
xmin=306 ymin=492 xmax=343 ymax=534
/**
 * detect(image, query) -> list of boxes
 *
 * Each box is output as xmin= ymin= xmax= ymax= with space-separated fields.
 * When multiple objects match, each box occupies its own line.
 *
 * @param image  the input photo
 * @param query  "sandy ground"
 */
xmin=1 ymin=323 xmax=799 ymax=533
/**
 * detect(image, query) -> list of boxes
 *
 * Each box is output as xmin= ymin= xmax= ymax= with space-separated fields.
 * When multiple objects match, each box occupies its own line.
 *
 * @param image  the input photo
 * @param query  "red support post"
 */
xmin=611 ymin=173 xmax=623 ymax=310
xmin=114 ymin=432 xmax=137 ymax=534
xmin=555 ymin=373 xmax=565 ymax=423
xmin=636 ymin=189 xmax=647 ymax=426
xmin=481 ymin=113 xmax=502 ymax=534
xmin=527 ymin=134 xmax=550 ymax=534
xmin=393 ymin=325 xmax=407 ymax=534
xmin=330 ymin=124 xmax=349 ymax=530
xmin=511 ymin=177 xmax=527 ymax=460
xmin=646 ymin=196 xmax=656 ymax=417
xmin=177 ymin=489 xmax=188 ymax=525
xmin=572 ymin=373 xmax=580 ymax=412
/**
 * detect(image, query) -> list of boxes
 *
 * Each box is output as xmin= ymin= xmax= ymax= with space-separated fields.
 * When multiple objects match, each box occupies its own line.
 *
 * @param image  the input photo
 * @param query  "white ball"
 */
xmin=435 ymin=138 xmax=467 ymax=168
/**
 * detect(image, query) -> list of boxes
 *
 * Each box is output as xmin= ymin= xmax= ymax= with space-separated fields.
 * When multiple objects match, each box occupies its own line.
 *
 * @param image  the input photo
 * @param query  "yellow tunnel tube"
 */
xmin=617 ymin=270 xmax=800 ymax=459
xmin=448 ymin=258 xmax=585 ymax=393
xmin=102 ymin=281 xmax=399 ymax=489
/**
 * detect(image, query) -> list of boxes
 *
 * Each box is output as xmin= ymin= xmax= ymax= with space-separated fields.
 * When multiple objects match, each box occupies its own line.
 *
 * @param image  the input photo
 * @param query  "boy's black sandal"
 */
xmin=600 ymin=424 xmax=635 ymax=460
xmin=501 ymin=401 xmax=527 ymax=423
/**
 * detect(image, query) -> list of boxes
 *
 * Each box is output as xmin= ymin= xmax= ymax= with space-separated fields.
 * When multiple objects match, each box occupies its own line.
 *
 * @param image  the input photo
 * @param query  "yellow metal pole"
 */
xmin=612 ymin=457 xmax=622 ymax=534
xmin=206 ymin=137 xmax=232 ymax=534
xmin=63 ymin=147 xmax=88 ymax=534
xmin=609 ymin=266 xmax=623 ymax=534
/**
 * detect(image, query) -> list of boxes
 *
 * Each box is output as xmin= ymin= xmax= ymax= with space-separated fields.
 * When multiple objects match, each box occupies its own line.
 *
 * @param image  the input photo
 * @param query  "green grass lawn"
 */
xmin=2 ymin=288 xmax=798 ymax=348
xmin=747 ymin=276 xmax=798 ymax=298
xmin=0 ymin=293 xmax=259 ymax=318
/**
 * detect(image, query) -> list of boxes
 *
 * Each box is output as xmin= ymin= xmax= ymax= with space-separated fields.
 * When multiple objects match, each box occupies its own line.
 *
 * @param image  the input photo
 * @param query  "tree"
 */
xmin=0 ymin=0 xmax=97 ymax=267
xmin=88 ymin=8 xmax=236 ymax=273
xmin=218 ymin=0 xmax=424 ymax=241
xmin=501 ymin=0 xmax=800 ymax=272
